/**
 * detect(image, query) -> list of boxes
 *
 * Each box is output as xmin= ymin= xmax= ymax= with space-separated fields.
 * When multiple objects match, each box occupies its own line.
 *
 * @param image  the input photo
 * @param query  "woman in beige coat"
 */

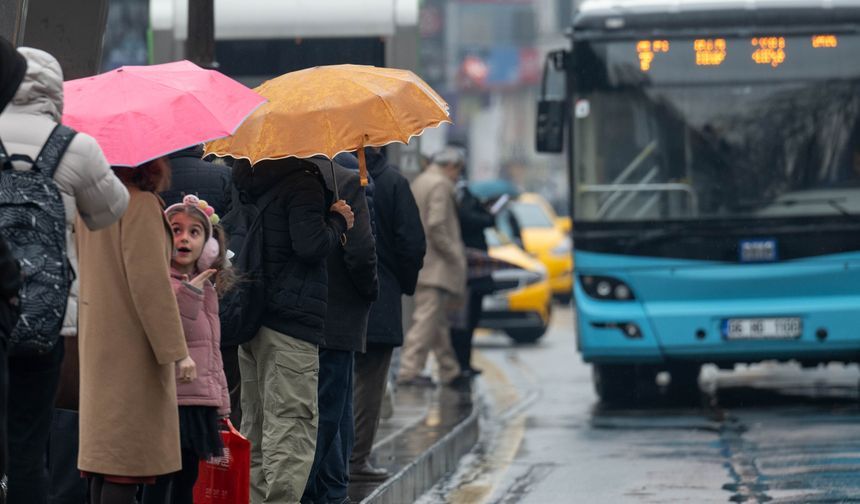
xmin=76 ymin=159 xmax=196 ymax=504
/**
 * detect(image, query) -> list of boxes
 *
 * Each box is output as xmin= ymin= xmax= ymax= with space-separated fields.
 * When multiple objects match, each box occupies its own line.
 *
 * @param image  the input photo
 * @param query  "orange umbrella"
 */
xmin=204 ymin=64 xmax=450 ymax=185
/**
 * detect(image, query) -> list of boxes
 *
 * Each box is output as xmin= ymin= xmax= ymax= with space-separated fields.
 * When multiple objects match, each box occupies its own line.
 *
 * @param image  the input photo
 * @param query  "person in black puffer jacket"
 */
xmin=231 ymin=156 xmax=353 ymax=504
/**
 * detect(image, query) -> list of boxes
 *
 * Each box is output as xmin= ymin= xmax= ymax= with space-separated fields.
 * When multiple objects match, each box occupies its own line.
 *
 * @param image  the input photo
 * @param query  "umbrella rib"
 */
xmin=370 ymin=90 xmax=409 ymax=143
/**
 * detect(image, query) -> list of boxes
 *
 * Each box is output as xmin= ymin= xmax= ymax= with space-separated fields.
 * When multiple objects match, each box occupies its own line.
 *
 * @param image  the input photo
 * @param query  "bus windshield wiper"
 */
xmin=768 ymin=198 xmax=860 ymax=223
xmin=625 ymin=226 xmax=687 ymax=249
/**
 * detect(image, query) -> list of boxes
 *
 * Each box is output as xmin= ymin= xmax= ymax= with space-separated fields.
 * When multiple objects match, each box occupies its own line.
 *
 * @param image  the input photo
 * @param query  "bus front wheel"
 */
xmin=665 ymin=364 xmax=702 ymax=403
xmin=592 ymin=364 xmax=655 ymax=404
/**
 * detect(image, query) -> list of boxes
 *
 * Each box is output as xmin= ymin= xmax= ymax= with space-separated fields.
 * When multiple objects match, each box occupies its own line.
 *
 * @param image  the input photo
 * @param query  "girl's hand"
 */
xmin=188 ymin=269 xmax=216 ymax=290
xmin=177 ymin=356 xmax=197 ymax=382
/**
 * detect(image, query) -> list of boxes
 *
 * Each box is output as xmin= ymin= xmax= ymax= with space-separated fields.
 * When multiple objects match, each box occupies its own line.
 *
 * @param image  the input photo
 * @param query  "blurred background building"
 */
xmin=97 ymin=0 xmax=574 ymax=213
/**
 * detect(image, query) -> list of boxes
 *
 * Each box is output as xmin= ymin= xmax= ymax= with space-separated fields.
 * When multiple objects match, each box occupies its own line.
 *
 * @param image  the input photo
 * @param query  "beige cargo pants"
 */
xmin=397 ymin=286 xmax=462 ymax=384
xmin=239 ymin=326 xmax=319 ymax=504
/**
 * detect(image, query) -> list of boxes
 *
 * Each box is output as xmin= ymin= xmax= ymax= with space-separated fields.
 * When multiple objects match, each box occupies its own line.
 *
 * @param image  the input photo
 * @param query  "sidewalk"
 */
xmin=348 ymin=382 xmax=479 ymax=504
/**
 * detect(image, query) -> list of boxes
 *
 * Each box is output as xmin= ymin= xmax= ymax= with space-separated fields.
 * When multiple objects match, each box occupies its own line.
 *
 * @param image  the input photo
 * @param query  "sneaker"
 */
xmin=396 ymin=375 xmax=434 ymax=387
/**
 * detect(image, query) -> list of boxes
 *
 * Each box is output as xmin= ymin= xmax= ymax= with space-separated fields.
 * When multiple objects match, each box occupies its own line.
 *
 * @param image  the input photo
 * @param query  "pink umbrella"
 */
xmin=63 ymin=60 xmax=266 ymax=167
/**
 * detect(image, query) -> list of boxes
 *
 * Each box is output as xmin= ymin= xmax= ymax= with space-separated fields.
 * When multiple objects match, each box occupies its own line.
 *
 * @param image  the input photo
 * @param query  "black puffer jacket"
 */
xmin=316 ymin=159 xmax=378 ymax=352
xmin=161 ymin=146 xmax=232 ymax=214
xmin=364 ymin=151 xmax=426 ymax=347
xmin=233 ymin=158 xmax=347 ymax=345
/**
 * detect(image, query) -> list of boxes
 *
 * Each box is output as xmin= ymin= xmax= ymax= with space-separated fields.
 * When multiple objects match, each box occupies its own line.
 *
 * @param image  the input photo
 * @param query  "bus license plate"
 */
xmin=722 ymin=318 xmax=802 ymax=340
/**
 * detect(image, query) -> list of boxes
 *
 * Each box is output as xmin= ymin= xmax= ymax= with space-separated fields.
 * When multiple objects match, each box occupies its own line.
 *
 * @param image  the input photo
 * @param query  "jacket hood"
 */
xmin=0 ymin=38 xmax=26 ymax=113
xmin=8 ymin=47 xmax=63 ymax=121
xmin=233 ymin=157 xmax=314 ymax=199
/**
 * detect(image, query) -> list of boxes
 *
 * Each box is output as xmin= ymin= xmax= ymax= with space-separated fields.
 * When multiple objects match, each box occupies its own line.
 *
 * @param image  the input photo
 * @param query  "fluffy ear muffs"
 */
xmin=197 ymin=236 xmax=220 ymax=271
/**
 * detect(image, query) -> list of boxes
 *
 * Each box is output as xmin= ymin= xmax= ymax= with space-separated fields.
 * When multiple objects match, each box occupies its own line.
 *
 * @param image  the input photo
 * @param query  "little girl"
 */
xmin=142 ymin=195 xmax=233 ymax=504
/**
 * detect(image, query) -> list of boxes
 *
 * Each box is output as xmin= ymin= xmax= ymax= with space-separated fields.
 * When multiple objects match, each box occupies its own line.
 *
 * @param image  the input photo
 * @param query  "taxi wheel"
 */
xmin=506 ymin=326 xmax=547 ymax=344
xmin=554 ymin=293 xmax=572 ymax=305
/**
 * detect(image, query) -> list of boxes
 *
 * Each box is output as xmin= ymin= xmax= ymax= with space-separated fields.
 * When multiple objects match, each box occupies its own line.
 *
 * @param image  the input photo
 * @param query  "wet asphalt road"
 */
xmin=418 ymin=305 xmax=860 ymax=503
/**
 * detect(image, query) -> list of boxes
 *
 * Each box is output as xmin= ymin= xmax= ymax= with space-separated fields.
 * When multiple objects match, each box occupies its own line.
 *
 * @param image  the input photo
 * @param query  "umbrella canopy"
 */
xmin=203 ymin=64 xmax=450 ymax=184
xmin=63 ymin=60 xmax=266 ymax=167
xmin=468 ymin=179 xmax=521 ymax=201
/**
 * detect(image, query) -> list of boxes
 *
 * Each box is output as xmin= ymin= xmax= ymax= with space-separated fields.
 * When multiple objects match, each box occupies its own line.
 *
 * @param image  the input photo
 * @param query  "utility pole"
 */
xmin=0 ymin=0 xmax=29 ymax=45
xmin=186 ymin=0 xmax=217 ymax=68
xmin=19 ymin=0 xmax=110 ymax=79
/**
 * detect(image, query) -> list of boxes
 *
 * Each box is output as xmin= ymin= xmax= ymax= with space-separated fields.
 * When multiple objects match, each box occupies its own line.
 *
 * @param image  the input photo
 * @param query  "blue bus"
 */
xmin=536 ymin=0 xmax=860 ymax=402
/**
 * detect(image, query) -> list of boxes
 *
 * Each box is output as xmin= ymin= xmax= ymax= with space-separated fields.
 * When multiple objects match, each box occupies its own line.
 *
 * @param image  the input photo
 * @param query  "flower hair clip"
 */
xmin=181 ymin=194 xmax=220 ymax=225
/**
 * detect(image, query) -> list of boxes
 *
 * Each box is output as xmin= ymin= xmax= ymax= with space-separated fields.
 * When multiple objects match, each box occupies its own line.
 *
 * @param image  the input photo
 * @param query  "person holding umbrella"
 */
xmin=203 ymin=64 xmax=448 ymax=502
xmin=232 ymin=157 xmax=353 ymax=504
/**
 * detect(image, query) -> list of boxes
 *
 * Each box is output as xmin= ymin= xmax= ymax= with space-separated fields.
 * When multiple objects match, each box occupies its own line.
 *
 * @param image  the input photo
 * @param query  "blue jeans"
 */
xmin=302 ymin=350 xmax=354 ymax=504
xmin=7 ymin=342 xmax=63 ymax=504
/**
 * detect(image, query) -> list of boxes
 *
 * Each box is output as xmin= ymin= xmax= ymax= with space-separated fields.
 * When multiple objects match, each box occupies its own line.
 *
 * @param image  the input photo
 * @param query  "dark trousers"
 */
xmin=0 ymin=339 xmax=7 ymax=482
xmin=7 ymin=342 xmax=63 ymax=504
xmin=450 ymin=290 xmax=484 ymax=372
xmin=141 ymin=449 xmax=199 ymax=504
xmin=302 ymin=349 xmax=353 ymax=504
xmin=49 ymin=337 xmax=86 ymax=504
xmin=48 ymin=409 xmax=85 ymax=504
xmin=351 ymin=344 xmax=393 ymax=468
xmin=315 ymin=365 xmax=353 ymax=503
xmin=221 ymin=345 xmax=242 ymax=428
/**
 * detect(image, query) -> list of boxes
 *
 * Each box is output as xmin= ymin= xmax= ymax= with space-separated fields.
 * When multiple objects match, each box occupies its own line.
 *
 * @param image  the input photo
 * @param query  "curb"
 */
xmin=360 ymin=402 xmax=480 ymax=504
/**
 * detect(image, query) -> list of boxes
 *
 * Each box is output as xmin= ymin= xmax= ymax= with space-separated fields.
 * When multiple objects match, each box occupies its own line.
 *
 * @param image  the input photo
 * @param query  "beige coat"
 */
xmin=77 ymin=188 xmax=188 ymax=476
xmin=0 ymin=48 xmax=129 ymax=336
xmin=410 ymin=165 xmax=466 ymax=296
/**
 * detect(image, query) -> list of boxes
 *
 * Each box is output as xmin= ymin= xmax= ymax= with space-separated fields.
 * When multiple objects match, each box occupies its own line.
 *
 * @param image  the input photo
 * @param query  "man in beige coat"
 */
xmin=397 ymin=147 xmax=467 ymax=386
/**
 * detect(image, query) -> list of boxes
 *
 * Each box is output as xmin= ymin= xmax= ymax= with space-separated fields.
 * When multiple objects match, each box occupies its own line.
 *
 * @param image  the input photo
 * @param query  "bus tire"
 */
xmin=665 ymin=364 xmax=702 ymax=403
xmin=593 ymin=363 xmax=664 ymax=405
xmin=593 ymin=364 xmax=638 ymax=404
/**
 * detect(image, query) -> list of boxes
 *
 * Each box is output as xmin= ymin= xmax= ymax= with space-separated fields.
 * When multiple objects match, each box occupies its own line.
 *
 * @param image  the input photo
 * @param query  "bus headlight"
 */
xmin=580 ymin=275 xmax=636 ymax=301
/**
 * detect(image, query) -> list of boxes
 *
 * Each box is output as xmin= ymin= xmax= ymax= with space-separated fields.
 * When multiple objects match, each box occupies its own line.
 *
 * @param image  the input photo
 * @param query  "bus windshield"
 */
xmin=572 ymin=34 xmax=860 ymax=222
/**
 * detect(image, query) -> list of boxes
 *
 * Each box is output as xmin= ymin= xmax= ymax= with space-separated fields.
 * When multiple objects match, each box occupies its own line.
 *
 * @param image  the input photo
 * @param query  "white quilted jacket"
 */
xmin=0 ymin=48 xmax=129 ymax=336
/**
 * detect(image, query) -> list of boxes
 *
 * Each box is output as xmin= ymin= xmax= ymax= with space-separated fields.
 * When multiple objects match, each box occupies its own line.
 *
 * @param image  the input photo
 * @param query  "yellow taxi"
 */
xmin=496 ymin=193 xmax=573 ymax=303
xmin=478 ymin=229 xmax=552 ymax=343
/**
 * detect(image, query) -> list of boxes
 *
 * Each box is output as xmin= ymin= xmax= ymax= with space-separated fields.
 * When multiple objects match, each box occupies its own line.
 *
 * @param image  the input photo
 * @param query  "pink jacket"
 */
xmin=170 ymin=268 xmax=230 ymax=415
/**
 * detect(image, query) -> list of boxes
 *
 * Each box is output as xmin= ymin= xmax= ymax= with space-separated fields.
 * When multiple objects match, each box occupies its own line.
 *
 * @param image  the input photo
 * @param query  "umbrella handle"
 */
xmin=329 ymin=159 xmax=340 ymax=201
xmin=357 ymin=145 xmax=368 ymax=187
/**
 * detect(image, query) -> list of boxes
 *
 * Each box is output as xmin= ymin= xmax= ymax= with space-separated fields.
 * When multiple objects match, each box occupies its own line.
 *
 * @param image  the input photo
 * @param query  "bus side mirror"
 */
xmin=536 ymin=50 xmax=568 ymax=154
xmin=536 ymin=99 xmax=565 ymax=153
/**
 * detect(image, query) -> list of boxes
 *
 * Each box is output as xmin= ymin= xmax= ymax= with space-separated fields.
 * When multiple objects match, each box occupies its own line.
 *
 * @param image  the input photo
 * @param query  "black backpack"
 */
xmin=219 ymin=180 xmax=289 ymax=348
xmin=0 ymin=125 xmax=76 ymax=355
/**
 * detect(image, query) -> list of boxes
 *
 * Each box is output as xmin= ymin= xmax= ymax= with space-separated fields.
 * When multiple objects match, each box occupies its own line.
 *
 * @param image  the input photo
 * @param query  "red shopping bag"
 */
xmin=193 ymin=419 xmax=251 ymax=504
